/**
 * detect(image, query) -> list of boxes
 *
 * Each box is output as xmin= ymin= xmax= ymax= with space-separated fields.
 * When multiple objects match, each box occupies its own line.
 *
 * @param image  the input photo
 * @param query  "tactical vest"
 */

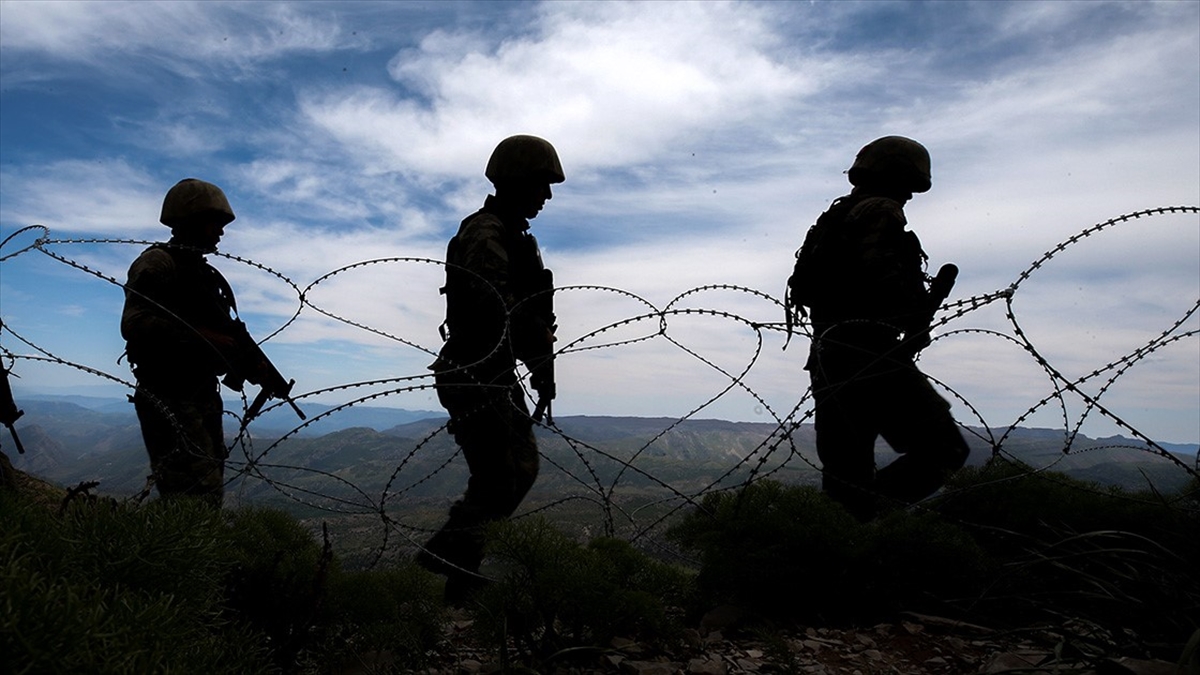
xmin=792 ymin=193 xmax=928 ymax=334
xmin=123 ymin=243 xmax=237 ymax=373
xmin=439 ymin=208 xmax=549 ymax=367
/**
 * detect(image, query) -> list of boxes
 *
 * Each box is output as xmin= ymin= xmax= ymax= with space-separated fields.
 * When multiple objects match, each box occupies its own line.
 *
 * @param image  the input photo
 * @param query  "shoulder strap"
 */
xmin=205 ymin=263 xmax=238 ymax=317
xmin=152 ymin=243 xmax=238 ymax=318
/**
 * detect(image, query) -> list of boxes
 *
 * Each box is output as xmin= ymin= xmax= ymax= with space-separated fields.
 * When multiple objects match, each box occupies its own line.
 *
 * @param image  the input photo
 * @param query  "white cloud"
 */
xmin=0 ymin=1 xmax=360 ymax=75
xmin=0 ymin=159 xmax=162 ymax=236
xmin=300 ymin=1 xmax=832 ymax=179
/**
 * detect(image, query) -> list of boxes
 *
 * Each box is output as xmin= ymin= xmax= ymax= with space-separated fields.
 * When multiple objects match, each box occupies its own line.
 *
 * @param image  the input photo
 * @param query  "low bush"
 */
xmin=666 ymin=481 xmax=991 ymax=624
xmin=469 ymin=516 xmax=694 ymax=665
xmin=936 ymin=458 xmax=1200 ymax=642
xmin=3 ymin=490 xmax=448 ymax=674
xmin=317 ymin=562 xmax=445 ymax=670
xmin=668 ymin=464 xmax=1199 ymax=645
xmin=1 ymin=492 xmax=275 ymax=675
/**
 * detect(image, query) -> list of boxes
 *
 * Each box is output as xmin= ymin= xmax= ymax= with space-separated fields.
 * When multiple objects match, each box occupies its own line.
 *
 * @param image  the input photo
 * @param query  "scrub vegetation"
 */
xmin=3 ymin=457 xmax=1197 ymax=673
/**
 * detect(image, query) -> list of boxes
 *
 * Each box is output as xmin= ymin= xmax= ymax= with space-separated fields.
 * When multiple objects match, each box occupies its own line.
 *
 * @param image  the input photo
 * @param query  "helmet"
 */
xmin=485 ymin=135 xmax=565 ymax=185
xmin=847 ymin=136 xmax=931 ymax=193
xmin=159 ymin=178 xmax=236 ymax=228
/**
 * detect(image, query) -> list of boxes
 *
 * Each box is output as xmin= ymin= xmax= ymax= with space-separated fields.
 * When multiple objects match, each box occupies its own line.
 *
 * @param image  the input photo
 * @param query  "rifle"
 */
xmin=222 ymin=319 xmax=306 ymax=424
xmin=0 ymin=363 xmax=25 ymax=454
xmin=900 ymin=263 xmax=958 ymax=357
xmin=528 ymin=268 xmax=556 ymax=424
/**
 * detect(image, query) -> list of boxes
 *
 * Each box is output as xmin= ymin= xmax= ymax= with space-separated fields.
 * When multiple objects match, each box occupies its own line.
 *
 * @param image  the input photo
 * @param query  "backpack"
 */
xmin=784 ymin=196 xmax=859 ymax=344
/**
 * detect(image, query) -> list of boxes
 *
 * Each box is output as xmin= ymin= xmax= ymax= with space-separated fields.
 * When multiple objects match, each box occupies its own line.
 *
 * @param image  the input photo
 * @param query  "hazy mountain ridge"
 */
xmin=5 ymin=397 xmax=1195 ymax=500
xmin=12 ymin=393 xmax=446 ymax=439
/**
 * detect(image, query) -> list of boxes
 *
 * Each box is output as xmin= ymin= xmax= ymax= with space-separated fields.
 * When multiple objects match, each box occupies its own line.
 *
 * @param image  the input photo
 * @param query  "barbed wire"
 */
xmin=1 ymin=206 xmax=1197 ymax=568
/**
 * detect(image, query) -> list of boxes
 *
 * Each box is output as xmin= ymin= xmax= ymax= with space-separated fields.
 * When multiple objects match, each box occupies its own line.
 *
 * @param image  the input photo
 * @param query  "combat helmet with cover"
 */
xmin=160 ymin=178 xmax=236 ymax=228
xmin=847 ymin=136 xmax=931 ymax=194
xmin=485 ymin=135 xmax=565 ymax=186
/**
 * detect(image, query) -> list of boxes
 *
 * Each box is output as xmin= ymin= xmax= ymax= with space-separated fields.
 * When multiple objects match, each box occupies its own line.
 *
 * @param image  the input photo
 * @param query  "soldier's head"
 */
xmin=485 ymin=135 xmax=564 ymax=220
xmin=847 ymin=136 xmax=931 ymax=199
xmin=160 ymin=178 xmax=235 ymax=250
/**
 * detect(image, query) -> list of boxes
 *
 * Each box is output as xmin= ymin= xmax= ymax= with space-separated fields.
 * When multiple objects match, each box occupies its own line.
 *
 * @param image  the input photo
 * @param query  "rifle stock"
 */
xmin=223 ymin=320 xmax=306 ymax=423
xmin=928 ymin=263 xmax=959 ymax=316
xmin=901 ymin=263 xmax=958 ymax=356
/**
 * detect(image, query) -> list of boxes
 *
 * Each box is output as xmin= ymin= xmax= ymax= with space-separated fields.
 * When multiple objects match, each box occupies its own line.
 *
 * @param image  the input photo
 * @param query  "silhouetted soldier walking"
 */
xmin=122 ymin=179 xmax=242 ymax=506
xmin=420 ymin=135 xmax=562 ymax=603
xmin=787 ymin=136 xmax=969 ymax=520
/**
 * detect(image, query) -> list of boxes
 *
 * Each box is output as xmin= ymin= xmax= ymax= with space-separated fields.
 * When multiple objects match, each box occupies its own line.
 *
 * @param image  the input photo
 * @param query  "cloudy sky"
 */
xmin=1 ymin=0 xmax=1197 ymax=445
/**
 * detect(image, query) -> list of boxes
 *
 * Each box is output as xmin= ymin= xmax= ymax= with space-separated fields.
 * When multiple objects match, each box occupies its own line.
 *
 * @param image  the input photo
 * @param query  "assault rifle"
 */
xmin=900 ymin=263 xmax=958 ymax=357
xmin=528 ymin=268 xmax=557 ymax=424
xmin=0 ymin=362 xmax=25 ymax=454
xmin=222 ymin=320 xmax=306 ymax=424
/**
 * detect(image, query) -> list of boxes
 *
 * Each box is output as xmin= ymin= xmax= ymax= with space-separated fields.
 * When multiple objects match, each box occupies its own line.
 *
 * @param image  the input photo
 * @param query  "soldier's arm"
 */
xmin=456 ymin=218 xmax=517 ymax=319
xmin=121 ymin=249 xmax=191 ymax=345
xmin=121 ymin=250 xmax=236 ymax=363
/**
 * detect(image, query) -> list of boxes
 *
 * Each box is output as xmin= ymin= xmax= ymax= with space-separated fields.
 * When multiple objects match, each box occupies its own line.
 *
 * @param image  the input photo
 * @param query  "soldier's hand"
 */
xmin=530 ymin=368 xmax=555 ymax=402
xmin=198 ymin=327 xmax=239 ymax=356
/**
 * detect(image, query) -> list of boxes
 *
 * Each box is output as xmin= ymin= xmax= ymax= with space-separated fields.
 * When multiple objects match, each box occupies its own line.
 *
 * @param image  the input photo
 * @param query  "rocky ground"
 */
xmin=378 ymin=609 xmax=1190 ymax=675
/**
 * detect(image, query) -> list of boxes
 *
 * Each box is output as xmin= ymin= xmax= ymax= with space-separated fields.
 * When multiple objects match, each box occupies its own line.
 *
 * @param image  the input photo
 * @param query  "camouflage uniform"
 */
xmin=423 ymin=194 xmax=549 ymax=578
xmin=122 ymin=239 xmax=237 ymax=505
xmin=805 ymin=189 xmax=969 ymax=521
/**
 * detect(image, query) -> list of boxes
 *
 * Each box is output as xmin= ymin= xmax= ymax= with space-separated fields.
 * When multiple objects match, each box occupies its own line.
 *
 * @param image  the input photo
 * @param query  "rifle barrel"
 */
xmin=5 ymin=423 xmax=25 ymax=455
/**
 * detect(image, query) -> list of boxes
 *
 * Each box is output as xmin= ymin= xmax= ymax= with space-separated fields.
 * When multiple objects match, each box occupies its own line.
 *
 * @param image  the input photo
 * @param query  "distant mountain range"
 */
xmin=5 ymin=396 xmax=1196 ymax=504
xmin=11 ymin=393 xmax=443 ymax=437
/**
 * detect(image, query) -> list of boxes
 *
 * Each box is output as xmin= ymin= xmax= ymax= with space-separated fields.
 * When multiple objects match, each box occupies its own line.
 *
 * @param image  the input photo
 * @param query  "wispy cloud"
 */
xmin=0 ymin=1 xmax=361 ymax=74
xmin=0 ymin=159 xmax=162 ymax=236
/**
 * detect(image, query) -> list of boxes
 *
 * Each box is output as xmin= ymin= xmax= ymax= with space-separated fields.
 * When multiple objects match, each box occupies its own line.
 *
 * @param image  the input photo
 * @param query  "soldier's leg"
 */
xmin=813 ymin=378 xmax=881 ymax=521
xmin=189 ymin=388 xmax=226 ymax=506
xmin=504 ymin=382 xmax=539 ymax=513
xmin=133 ymin=384 xmax=225 ymax=505
xmin=875 ymin=369 xmax=969 ymax=506
xmin=421 ymin=374 xmax=480 ymax=575
xmin=423 ymin=383 xmax=536 ymax=575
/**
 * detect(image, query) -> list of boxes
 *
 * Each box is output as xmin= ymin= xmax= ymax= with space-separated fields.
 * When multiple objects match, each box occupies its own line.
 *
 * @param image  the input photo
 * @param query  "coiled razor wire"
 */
xmin=1 ymin=205 xmax=1197 ymax=571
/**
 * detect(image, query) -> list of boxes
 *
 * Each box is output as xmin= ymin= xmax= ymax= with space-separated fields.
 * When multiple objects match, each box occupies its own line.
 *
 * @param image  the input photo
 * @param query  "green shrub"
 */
xmin=936 ymin=459 xmax=1200 ymax=641
xmin=222 ymin=507 xmax=333 ymax=670
xmin=3 ymin=488 xmax=462 ymax=674
xmin=1 ymin=492 xmax=275 ymax=675
xmin=667 ymin=481 xmax=866 ymax=622
xmin=316 ymin=562 xmax=445 ymax=670
xmin=3 ymin=487 xmax=469 ymax=674
xmin=667 ymin=480 xmax=995 ymax=624
xmin=940 ymin=458 xmax=1199 ymax=553
xmin=669 ymin=471 xmax=1199 ymax=641
xmin=854 ymin=509 xmax=994 ymax=614
xmin=470 ymin=517 xmax=693 ymax=665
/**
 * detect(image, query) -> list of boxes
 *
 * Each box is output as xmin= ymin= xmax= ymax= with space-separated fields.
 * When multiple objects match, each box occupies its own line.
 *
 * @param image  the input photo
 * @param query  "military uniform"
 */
xmin=801 ymin=138 xmax=969 ymax=521
xmin=423 ymin=195 xmax=548 ymax=579
xmin=420 ymin=136 xmax=563 ymax=600
xmin=122 ymin=179 xmax=239 ymax=505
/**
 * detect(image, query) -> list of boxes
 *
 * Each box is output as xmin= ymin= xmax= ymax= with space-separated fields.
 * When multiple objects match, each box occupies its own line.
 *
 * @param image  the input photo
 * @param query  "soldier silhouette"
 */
xmin=419 ymin=135 xmax=563 ymax=604
xmin=122 ymin=179 xmax=242 ymax=506
xmin=788 ymin=136 xmax=969 ymax=520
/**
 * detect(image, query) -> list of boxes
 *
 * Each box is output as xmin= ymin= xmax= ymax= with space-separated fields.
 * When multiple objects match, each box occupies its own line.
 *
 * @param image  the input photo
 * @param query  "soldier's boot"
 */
xmin=444 ymin=570 xmax=490 ymax=607
xmin=416 ymin=530 xmax=462 ymax=576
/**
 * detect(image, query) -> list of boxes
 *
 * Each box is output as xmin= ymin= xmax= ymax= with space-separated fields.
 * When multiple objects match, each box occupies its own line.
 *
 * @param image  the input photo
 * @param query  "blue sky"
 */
xmin=1 ymin=0 xmax=1197 ymax=445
